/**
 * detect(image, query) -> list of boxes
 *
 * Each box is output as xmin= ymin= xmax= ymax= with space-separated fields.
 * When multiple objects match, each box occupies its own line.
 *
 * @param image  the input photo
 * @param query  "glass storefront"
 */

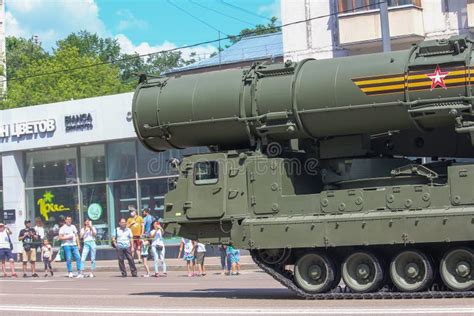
xmin=139 ymin=178 xmax=169 ymax=220
xmin=107 ymin=141 xmax=136 ymax=180
xmin=26 ymin=148 xmax=78 ymax=187
xmin=26 ymin=186 xmax=79 ymax=247
xmin=22 ymin=140 xmax=205 ymax=247
xmin=80 ymin=144 xmax=106 ymax=183
xmin=81 ymin=183 xmax=109 ymax=245
xmin=0 ymin=158 xmax=3 ymax=221
xmin=110 ymin=180 xmax=137 ymax=225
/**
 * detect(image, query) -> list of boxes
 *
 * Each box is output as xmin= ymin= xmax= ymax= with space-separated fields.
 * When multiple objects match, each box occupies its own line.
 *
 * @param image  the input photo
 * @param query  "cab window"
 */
xmin=194 ymin=161 xmax=219 ymax=185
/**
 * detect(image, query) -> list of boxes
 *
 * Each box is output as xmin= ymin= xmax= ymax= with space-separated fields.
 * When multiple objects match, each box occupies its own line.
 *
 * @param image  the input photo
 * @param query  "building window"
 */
xmin=26 ymin=148 xmax=78 ymax=187
xmin=109 ymin=181 xmax=137 ymax=225
xmin=81 ymin=184 xmax=109 ymax=245
xmin=107 ymin=141 xmax=136 ymax=181
xmin=139 ymin=178 xmax=169 ymax=220
xmin=80 ymin=144 xmax=106 ymax=183
xmin=26 ymin=186 xmax=79 ymax=247
xmin=338 ymin=0 xmax=421 ymax=13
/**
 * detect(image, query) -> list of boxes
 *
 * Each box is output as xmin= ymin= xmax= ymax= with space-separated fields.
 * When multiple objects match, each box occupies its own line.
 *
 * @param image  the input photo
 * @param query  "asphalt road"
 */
xmin=0 ymin=270 xmax=473 ymax=315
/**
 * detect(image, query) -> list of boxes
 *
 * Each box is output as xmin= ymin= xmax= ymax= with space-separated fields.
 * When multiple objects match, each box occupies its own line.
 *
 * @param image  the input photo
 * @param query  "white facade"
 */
xmin=0 ymin=93 xmax=135 ymax=152
xmin=0 ymin=0 xmax=5 ymax=94
xmin=281 ymin=0 xmax=474 ymax=61
xmin=0 ymin=93 xmax=135 ymax=250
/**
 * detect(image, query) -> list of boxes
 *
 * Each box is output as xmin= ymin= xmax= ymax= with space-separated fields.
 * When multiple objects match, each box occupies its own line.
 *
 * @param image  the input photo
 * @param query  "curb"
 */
xmin=14 ymin=263 xmax=258 ymax=273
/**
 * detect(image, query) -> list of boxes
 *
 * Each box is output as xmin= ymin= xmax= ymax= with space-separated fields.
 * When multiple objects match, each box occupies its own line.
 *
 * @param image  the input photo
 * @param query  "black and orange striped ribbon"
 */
xmin=352 ymin=65 xmax=472 ymax=96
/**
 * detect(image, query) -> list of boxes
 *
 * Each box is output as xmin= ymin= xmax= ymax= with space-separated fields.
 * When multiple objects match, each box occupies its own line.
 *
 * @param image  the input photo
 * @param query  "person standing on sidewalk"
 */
xmin=226 ymin=244 xmax=241 ymax=276
xmin=142 ymin=208 xmax=155 ymax=237
xmin=126 ymin=207 xmax=144 ymax=262
xmin=18 ymin=220 xmax=39 ymax=278
xmin=59 ymin=216 xmax=84 ymax=278
xmin=41 ymin=239 xmax=53 ymax=277
xmin=140 ymin=238 xmax=151 ymax=277
xmin=0 ymin=222 xmax=17 ymax=278
xmin=80 ymin=219 xmax=97 ymax=278
xmin=194 ymin=241 xmax=207 ymax=277
xmin=112 ymin=218 xmax=137 ymax=277
xmin=177 ymin=238 xmax=195 ymax=277
xmin=219 ymin=245 xmax=230 ymax=275
xmin=150 ymin=221 xmax=167 ymax=277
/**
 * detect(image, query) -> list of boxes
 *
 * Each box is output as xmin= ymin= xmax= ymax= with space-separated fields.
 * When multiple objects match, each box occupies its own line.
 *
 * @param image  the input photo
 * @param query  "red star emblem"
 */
xmin=427 ymin=65 xmax=449 ymax=90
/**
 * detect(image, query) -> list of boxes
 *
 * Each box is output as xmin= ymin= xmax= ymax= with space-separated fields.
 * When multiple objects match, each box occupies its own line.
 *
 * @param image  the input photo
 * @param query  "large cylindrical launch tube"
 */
xmin=133 ymin=36 xmax=474 ymax=152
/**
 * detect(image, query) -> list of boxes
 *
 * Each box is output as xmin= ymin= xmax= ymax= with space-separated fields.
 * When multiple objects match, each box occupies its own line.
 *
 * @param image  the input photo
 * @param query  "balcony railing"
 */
xmin=338 ymin=0 xmax=422 ymax=14
xmin=338 ymin=3 xmax=424 ymax=49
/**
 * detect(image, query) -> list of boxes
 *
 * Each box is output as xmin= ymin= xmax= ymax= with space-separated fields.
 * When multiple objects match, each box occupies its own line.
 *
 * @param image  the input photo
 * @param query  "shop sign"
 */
xmin=38 ymin=191 xmax=71 ymax=221
xmin=65 ymin=113 xmax=93 ymax=132
xmin=2 ymin=209 xmax=16 ymax=224
xmin=0 ymin=119 xmax=56 ymax=139
xmin=87 ymin=203 xmax=103 ymax=221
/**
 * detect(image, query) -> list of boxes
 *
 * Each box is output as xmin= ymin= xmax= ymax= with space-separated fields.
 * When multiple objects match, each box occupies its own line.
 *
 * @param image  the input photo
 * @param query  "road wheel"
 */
xmin=390 ymin=249 xmax=434 ymax=292
xmin=294 ymin=252 xmax=336 ymax=294
xmin=440 ymin=247 xmax=473 ymax=291
xmin=342 ymin=251 xmax=384 ymax=293
xmin=257 ymin=248 xmax=290 ymax=265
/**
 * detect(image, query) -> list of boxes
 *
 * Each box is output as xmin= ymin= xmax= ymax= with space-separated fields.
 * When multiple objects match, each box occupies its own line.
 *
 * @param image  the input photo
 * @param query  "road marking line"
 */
xmin=38 ymin=288 xmax=110 ymax=291
xmin=129 ymin=283 xmax=199 ymax=286
xmin=0 ymin=306 xmax=472 ymax=314
xmin=0 ymin=280 xmax=51 ymax=283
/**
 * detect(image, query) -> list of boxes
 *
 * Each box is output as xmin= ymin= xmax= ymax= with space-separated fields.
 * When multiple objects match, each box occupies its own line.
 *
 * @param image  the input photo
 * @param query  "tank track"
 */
xmin=250 ymin=251 xmax=474 ymax=299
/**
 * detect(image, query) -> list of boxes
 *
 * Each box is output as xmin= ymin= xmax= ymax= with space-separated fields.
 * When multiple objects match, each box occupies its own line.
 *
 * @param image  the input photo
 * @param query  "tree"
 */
xmin=229 ymin=16 xmax=280 ymax=44
xmin=2 ymin=45 xmax=127 ymax=109
xmin=119 ymin=51 xmax=190 ymax=85
xmin=5 ymin=36 xmax=49 ymax=80
xmin=56 ymin=30 xmax=121 ymax=63
xmin=1 ymin=32 xmax=200 ymax=108
xmin=210 ymin=16 xmax=279 ymax=58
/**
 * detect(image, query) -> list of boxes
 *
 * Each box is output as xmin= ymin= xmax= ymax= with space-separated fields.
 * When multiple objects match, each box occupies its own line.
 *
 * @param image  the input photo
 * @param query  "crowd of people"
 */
xmin=0 ymin=207 xmax=242 ymax=279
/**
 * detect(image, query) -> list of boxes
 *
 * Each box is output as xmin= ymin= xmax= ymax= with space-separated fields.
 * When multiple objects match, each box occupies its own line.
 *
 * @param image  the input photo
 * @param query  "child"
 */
xmin=141 ymin=239 xmax=151 ymax=277
xmin=194 ymin=241 xmax=206 ymax=277
xmin=41 ymin=239 xmax=54 ymax=277
xmin=226 ymin=244 xmax=241 ymax=276
xmin=177 ymin=238 xmax=195 ymax=277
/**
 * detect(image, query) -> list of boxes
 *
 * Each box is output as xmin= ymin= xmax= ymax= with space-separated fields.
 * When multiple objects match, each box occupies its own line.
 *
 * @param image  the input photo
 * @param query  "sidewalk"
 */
xmin=13 ymin=256 xmax=257 ymax=273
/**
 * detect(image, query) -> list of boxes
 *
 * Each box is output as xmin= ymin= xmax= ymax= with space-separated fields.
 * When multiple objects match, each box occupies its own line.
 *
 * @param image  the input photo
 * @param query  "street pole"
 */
xmin=380 ymin=0 xmax=391 ymax=52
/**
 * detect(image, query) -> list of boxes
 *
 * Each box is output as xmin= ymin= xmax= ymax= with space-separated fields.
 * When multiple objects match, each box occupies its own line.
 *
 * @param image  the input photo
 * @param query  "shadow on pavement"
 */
xmin=130 ymin=288 xmax=299 ymax=300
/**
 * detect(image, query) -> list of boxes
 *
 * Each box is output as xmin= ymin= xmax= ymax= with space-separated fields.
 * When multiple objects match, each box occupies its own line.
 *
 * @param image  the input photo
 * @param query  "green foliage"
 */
xmin=228 ymin=16 xmax=279 ymax=44
xmin=119 ymin=50 xmax=187 ymax=84
xmin=210 ymin=17 xmax=279 ymax=58
xmin=5 ymin=36 xmax=49 ymax=80
xmin=2 ymin=45 xmax=127 ymax=109
xmin=1 ymin=29 xmax=213 ymax=108
xmin=56 ymin=30 xmax=121 ymax=63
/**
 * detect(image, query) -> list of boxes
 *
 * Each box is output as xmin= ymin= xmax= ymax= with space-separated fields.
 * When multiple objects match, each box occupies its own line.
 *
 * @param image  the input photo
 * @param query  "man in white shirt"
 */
xmin=59 ymin=216 xmax=83 ymax=278
xmin=112 ymin=218 xmax=137 ymax=277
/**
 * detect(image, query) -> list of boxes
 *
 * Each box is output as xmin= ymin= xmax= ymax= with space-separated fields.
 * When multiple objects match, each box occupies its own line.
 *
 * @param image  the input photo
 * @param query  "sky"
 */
xmin=5 ymin=0 xmax=281 ymax=60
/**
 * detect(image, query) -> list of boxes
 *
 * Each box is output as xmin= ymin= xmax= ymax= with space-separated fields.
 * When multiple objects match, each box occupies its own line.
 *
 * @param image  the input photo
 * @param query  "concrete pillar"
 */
xmin=2 ymin=152 xmax=26 ymax=252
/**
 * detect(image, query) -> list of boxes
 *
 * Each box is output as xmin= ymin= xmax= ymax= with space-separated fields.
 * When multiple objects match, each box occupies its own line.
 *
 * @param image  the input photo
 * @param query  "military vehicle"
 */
xmin=132 ymin=35 xmax=473 ymax=298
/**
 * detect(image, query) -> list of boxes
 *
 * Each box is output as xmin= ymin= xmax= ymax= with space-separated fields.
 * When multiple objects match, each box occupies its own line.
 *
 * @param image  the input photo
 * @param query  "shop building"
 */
xmin=0 ymin=92 xmax=206 ymax=252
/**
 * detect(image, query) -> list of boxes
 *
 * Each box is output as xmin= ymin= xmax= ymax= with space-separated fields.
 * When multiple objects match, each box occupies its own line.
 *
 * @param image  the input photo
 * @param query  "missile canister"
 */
xmin=132 ymin=36 xmax=474 ymax=152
